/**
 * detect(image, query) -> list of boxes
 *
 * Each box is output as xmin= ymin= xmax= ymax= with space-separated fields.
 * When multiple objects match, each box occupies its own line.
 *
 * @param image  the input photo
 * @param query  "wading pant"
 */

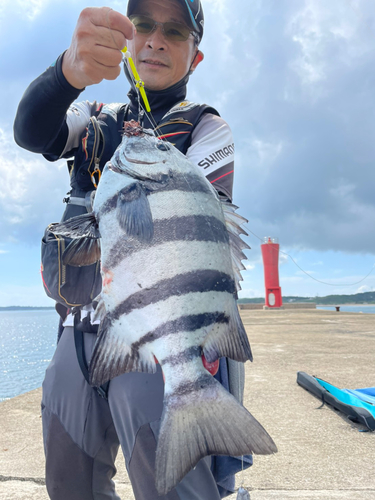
xmin=41 ymin=326 xmax=222 ymax=500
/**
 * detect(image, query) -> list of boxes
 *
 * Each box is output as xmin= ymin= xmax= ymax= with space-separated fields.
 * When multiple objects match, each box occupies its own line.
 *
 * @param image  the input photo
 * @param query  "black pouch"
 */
xmin=41 ymin=224 xmax=102 ymax=307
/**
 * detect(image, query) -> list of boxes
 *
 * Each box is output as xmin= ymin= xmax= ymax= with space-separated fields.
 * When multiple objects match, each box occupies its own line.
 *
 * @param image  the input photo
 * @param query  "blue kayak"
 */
xmin=297 ymin=372 xmax=375 ymax=431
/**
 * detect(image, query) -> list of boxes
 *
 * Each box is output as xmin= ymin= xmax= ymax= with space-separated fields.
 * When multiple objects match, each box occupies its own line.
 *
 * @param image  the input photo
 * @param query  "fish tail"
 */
xmin=155 ymin=374 xmax=277 ymax=495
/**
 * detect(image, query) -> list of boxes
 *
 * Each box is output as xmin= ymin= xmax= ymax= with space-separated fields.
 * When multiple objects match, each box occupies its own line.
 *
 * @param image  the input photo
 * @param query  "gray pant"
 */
xmin=41 ymin=326 xmax=221 ymax=500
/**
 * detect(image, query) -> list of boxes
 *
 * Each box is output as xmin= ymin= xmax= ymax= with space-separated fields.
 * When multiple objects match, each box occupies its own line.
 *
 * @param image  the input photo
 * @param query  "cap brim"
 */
xmin=181 ymin=0 xmax=200 ymax=31
xmin=127 ymin=0 xmax=201 ymax=34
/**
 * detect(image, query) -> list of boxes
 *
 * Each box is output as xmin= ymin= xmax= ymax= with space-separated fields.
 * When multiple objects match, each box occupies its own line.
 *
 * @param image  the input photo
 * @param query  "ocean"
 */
xmin=0 ymin=309 xmax=58 ymax=402
xmin=317 ymin=305 xmax=375 ymax=314
xmin=1 ymin=305 xmax=374 ymax=402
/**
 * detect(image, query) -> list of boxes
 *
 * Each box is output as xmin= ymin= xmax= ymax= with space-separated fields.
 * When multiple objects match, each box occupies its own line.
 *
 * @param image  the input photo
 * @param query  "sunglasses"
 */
xmin=129 ymin=15 xmax=199 ymax=42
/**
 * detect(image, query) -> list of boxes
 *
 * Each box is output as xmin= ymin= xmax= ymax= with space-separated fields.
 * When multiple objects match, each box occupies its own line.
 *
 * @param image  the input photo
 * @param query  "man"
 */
xmin=14 ymin=1 xmax=251 ymax=498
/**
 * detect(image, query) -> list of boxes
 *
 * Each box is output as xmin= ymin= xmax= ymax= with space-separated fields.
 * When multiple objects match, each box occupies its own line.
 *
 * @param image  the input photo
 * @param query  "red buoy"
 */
xmin=261 ymin=237 xmax=282 ymax=308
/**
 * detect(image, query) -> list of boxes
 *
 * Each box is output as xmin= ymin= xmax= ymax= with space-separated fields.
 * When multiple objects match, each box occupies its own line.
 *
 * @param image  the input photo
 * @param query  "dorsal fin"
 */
xmin=220 ymin=198 xmax=250 ymax=292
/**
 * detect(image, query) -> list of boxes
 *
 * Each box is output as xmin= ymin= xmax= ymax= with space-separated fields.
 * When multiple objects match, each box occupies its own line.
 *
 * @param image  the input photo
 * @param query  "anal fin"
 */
xmin=89 ymin=315 xmax=157 ymax=386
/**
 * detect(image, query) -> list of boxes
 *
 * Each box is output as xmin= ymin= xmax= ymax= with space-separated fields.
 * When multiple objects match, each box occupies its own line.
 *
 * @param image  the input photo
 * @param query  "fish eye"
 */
xmin=157 ymin=142 xmax=170 ymax=151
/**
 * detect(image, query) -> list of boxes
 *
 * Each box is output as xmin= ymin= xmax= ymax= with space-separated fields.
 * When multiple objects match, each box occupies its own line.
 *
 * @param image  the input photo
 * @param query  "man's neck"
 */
xmin=126 ymin=66 xmax=189 ymax=126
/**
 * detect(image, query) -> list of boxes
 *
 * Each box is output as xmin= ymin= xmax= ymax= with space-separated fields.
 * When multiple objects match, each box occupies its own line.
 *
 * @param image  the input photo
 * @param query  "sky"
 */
xmin=1 ymin=0 xmax=375 ymax=306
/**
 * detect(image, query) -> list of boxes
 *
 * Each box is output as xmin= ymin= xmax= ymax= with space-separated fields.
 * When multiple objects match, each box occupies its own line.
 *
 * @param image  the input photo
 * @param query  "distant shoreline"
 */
xmin=0 ymin=306 xmax=55 ymax=311
xmin=317 ymin=303 xmax=375 ymax=307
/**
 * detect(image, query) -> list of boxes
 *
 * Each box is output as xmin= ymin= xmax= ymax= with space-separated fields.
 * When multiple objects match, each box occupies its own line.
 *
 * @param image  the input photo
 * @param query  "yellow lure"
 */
xmin=122 ymin=47 xmax=151 ymax=113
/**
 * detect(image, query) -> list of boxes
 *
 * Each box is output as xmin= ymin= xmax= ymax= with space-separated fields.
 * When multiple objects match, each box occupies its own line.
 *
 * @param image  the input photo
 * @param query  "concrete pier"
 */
xmin=1 ymin=308 xmax=375 ymax=499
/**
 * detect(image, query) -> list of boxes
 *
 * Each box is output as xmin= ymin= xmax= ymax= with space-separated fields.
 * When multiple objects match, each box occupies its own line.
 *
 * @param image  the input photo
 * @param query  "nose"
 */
xmin=146 ymin=24 xmax=167 ymax=50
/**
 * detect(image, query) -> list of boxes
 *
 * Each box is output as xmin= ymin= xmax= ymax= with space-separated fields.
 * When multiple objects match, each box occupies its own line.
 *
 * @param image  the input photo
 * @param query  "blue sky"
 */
xmin=1 ymin=0 xmax=375 ymax=306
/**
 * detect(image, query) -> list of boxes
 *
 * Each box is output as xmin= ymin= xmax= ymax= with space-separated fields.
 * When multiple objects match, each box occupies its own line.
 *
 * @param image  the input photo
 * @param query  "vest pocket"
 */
xmin=41 ymin=225 xmax=102 ymax=307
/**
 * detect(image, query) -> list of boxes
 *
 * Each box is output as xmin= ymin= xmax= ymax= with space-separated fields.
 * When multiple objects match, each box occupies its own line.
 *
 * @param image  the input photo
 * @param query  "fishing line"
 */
xmin=106 ymin=9 xmax=165 ymax=139
xmin=121 ymin=51 xmax=163 ymax=137
xmin=239 ymin=369 xmax=245 ymax=492
xmin=244 ymin=225 xmax=375 ymax=287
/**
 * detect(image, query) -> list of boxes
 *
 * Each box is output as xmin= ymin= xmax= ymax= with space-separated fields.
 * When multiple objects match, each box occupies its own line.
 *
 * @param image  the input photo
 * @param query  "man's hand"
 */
xmin=62 ymin=7 xmax=135 ymax=89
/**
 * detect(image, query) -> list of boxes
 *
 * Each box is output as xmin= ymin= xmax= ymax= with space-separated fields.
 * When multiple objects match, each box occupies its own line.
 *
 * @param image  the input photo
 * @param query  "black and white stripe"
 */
xmin=110 ymin=270 xmax=235 ymax=320
xmin=98 ymin=172 xmax=213 ymax=220
xmin=132 ymin=312 xmax=229 ymax=350
xmin=159 ymin=346 xmax=203 ymax=368
xmin=104 ymin=214 xmax=229 ymax=269
xmin=164 ymin=374 xmax=215 ymax=403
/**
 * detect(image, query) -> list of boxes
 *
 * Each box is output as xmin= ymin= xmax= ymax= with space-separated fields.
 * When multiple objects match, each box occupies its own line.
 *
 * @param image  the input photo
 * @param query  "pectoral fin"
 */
xmin=116 ymin=183 xmax=154 ymax=242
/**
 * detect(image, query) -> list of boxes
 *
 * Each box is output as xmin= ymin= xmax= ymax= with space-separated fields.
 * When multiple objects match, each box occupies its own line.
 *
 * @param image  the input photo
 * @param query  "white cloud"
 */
xmin=279 ymin=253 xmax=289 ymax=266
xmin=238 ymin=287 xmax=264 ymax=299
xmin=288 ymin=0 xmax=372 ymax=89
xmin=281 ymin=276 xmax=305 ymax=283
xmin=356 ymin=285 xmax=371 ymax=294
xmin=0 ymin=128 xmax=68 ymax=245
xmin=244 ymin=263 xmax=256 ymax=271
xmin=250 ymin=138 xmax=284 ymax=169
xmin=17 ymin=0 xmax=47 ymax=19
xmin=0 ymin=0 xmax=48 ymax=22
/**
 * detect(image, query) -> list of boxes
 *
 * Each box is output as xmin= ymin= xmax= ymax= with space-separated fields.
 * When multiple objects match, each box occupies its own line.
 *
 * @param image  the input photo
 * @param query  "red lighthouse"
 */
xmin=261 ymin=237 xmax=282 ymax=308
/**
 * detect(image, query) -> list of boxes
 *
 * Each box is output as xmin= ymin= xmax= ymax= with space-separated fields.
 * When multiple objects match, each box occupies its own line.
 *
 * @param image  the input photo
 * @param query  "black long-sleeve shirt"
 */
xmin=14 ymin=53 xmax=235 ymax=199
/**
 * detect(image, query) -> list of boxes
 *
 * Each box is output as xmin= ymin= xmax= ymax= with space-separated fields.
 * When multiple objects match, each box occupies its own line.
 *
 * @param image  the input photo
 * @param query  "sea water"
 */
xmin=317 ymin=305 xmax=375 ymax=314
xmin=0 ymin=309 xmax=58 ymax=402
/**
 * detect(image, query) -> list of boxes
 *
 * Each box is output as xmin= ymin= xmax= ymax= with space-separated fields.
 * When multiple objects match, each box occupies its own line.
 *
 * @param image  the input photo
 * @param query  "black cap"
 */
xmin=127 ymin=0 xmax=204 ymax=41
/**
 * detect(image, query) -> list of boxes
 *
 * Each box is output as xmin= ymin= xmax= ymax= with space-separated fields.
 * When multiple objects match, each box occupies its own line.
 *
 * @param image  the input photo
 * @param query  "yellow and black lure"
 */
xmin=121 ymin=46 xmax=151 ymax=113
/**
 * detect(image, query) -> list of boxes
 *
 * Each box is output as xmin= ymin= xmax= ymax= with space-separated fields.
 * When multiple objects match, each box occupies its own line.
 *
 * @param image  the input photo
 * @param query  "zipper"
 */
xmin=57 ymin=232 xmax=83 ymax=307
xmin=61 ymin=238 xmax=66 ymax=286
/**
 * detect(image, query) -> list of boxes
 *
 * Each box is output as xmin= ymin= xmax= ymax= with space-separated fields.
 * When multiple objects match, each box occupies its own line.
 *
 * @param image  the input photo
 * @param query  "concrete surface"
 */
xmin=1 ymin=308 xmax=375 ymax=499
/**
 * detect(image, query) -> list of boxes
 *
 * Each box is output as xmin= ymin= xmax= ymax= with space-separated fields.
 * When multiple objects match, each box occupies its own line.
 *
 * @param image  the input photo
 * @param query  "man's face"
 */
xmin=127 ymin=0 xmax=202 ymax=91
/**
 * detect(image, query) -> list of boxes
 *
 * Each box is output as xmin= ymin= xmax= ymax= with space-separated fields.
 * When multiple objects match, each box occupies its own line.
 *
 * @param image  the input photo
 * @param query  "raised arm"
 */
xmin=14 ymin=7 xmax=134 ymax=159
xmin=14 ymin=54 xmax=84 ymax=158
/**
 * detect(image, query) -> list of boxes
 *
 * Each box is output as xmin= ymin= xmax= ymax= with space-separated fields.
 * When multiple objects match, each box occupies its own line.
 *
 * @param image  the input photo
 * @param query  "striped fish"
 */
xmin=52 ymin=121 xmax=277 ymax=495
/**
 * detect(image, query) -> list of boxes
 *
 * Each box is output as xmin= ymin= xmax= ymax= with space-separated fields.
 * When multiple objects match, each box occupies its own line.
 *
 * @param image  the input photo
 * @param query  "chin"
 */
xmin=144 ymin=80 xmax=171 ymax=91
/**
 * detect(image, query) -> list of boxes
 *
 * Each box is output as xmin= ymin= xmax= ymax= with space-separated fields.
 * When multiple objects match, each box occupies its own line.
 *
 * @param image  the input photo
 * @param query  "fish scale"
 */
xmin=51 ymin=122 xmax=277 ymax=495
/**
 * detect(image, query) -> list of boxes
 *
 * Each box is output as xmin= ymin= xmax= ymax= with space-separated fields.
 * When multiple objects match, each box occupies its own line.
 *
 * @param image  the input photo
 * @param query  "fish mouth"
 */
xmin=124 ymin=154 xmax=157 ymax=165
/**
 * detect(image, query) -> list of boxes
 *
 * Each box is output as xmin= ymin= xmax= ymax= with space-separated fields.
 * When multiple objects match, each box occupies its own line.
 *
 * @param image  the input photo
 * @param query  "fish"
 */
xmin=51 ymin=120 xmax=277 ymax=495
